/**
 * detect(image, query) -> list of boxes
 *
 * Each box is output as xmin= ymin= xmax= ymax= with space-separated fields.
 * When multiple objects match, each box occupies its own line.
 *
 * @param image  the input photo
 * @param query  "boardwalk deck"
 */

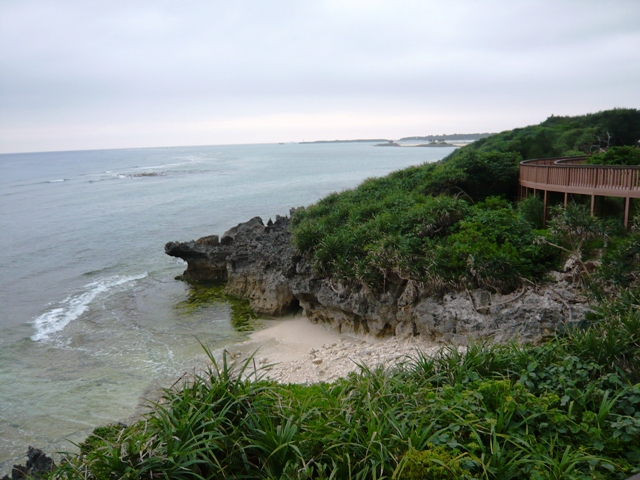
xmin=519 ymin=156 xmax=640 ymax=228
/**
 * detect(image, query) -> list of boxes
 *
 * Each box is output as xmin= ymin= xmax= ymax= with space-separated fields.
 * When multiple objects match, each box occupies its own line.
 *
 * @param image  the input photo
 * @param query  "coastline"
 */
xmin=5 ymin=316 xmax=432 ymax=477
xmin=5 ymin=110 xmax=637 ymax=476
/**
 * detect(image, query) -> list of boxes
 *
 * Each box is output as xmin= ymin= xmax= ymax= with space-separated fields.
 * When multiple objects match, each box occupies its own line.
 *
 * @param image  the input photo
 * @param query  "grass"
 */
xmin=53 ymin=291 xmax=640 ymax=479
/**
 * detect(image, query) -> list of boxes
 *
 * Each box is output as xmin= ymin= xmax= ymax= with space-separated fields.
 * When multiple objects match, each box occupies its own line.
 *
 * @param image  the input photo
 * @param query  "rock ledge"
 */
xmin=166 ymin=214 xmax=589 ymax=344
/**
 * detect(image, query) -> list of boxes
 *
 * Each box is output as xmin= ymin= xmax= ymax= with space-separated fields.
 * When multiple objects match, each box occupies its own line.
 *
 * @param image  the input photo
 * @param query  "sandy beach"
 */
xmin=226 ymin=316 xmax=442 ymax=384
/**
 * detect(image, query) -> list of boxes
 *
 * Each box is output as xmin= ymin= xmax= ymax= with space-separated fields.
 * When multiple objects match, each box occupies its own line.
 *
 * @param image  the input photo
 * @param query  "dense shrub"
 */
xmin=458 ymin=108 xmax=640 ymax=160
xmin=293 ymin=194 xmax=553 ymax=292
xmin=434 ymin=198 xmax=552 ymax=291
xmin=292 ymin=179 xmax=470 ymax=286
xmin=428 ymin=150 xmax=522 ymax=200
xmin=518 ymin=195 xmax=545 ymax=230
xmin=592 ymin=223 xmax=640 ymax=296
xmin=586 ymin=146 xmax=640 ymax=166
xmin=292 ymin=109 xmax=640 ymax=291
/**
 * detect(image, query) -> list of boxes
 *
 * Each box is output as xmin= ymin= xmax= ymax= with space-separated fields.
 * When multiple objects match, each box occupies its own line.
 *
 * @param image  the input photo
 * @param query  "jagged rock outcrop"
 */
xmin=1 ymin=447 xmax=55 ymax=480
xmin=166 ymin=213 xmax=590 ymax=344
xmin=167 ymin=215 xmax=301 ymax=316
xmin=165 ymin=234 xmax=229 ymax=283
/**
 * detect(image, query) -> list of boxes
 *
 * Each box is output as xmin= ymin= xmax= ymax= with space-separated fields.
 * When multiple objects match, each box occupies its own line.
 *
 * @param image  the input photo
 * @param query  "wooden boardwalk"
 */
xmin=519 ymin=156 xmax=640 ymax=228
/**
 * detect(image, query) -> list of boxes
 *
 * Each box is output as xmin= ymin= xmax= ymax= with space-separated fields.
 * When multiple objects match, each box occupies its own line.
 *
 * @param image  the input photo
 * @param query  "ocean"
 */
xmin=0 ymin=142 xmax=454 ymax=471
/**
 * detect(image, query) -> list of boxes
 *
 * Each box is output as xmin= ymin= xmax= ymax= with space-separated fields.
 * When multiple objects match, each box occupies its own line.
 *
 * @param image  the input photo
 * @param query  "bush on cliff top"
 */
xmin=291 ymin=109 xmax=640 ymax=291
xmin=292 ymin=190 xmax=554 ymax=293
xmin=585 ymin=146 xmax=640 ymax=166
xmin=291 ymin=159 xmax=549 ymax=292
xmin=455 ymin=108 xmax=640 ymax=159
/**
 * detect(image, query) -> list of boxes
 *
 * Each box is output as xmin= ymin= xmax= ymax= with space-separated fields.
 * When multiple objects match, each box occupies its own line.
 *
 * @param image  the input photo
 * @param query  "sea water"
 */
xmin=0 ymin=142 xmax=454 ymax=471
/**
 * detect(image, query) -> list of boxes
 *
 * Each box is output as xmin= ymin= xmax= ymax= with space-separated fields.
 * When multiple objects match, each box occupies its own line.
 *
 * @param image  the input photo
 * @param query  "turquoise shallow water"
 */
xmin=0 ymin=142 xmax=454 ymax=471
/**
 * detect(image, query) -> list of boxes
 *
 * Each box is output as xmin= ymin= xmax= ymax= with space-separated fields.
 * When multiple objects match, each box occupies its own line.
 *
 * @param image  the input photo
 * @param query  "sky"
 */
xmin=1 ymin=0 xmax=639 ymax=154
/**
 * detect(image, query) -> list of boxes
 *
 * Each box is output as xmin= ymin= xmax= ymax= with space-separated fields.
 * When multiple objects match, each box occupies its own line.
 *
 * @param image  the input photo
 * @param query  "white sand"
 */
xmin=225 ymin=316 xmax=441 ymax=384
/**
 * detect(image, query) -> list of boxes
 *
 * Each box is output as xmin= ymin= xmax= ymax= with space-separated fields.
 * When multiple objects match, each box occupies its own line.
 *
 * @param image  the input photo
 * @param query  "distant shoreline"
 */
xmin=299 ymin=133 xmax=493 ymax=145
xmin=298 ymin=139 xmax=389 ymax=144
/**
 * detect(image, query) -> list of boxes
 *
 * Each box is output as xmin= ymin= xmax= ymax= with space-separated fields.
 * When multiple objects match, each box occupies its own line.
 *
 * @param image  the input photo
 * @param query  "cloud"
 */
xmin=1 ymin=0 xmax=639 ymax=152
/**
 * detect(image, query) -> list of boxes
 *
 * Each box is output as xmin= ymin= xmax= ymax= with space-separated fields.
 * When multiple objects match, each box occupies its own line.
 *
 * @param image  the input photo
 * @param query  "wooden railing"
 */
xmin=519 ymin=155 xmax=640 ymax=227
xmin=520 ymin=156 xmax=640 ymax=197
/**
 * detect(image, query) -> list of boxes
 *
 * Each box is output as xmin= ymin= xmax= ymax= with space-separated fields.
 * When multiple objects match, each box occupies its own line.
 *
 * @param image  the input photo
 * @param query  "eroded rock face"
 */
xmin=165 ymin=235 xmax=228 ymax=283
xmin=403 ymin=287 xmax=582 ymax=345
xmin=166 ymin=215 xmax=300 ymax=316
xmin=166 ymin=213 xmax=590 ymax=344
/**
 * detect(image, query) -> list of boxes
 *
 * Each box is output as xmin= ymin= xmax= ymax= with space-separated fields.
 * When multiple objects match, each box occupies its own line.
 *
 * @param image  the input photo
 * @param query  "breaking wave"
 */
xmin=31 ymin=273 xmax=148 ymax=342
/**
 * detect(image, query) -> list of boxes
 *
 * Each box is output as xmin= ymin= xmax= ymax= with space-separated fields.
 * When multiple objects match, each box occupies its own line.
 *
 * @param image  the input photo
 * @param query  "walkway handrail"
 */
xmin=520 ymin=156 xmax=640 ymax=198
xmin=519 ymin=155 xmax=640 ymax=228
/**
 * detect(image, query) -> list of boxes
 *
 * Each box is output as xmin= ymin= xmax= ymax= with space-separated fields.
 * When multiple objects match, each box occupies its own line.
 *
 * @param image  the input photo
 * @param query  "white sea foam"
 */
xmin=31 ymin=273 xmax=148 ymax=342
xmin=134 ymin=159 xmax=201 ymax=170
xmin=47 ymin=179 xmax=65 ymax=183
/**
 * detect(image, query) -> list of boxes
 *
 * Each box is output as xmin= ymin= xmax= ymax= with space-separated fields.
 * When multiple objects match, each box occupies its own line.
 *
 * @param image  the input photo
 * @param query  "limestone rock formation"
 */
xmin=167 ymin=215 xmax=300 ymax=316
xmin=166 ymin=213 xmax=589 ymax=344
xmin=165 ymin=235 xmax=228 ymax=283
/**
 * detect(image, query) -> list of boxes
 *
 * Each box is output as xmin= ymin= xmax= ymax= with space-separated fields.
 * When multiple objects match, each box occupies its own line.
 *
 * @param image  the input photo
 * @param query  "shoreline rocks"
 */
xmin=1 ymin=447 xmax=55 ymax=480
xmin=166 ymin=213 xmax=590 ymax=345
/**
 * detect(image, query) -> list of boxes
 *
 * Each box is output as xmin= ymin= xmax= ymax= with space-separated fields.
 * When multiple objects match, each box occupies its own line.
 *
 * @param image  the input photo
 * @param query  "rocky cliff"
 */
xmin=165 ymin=213 xmax=589 ymax=344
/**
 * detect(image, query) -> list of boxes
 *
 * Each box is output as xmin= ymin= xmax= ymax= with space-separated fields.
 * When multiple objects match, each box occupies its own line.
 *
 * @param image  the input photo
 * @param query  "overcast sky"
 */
xmin=1 ymin=0 xmax=639 ymax=153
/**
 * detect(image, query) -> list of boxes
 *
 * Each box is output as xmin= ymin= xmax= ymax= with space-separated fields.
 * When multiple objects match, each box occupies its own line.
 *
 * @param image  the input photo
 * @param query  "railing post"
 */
xmin=624 ymin=197 xmax=631 ymax=230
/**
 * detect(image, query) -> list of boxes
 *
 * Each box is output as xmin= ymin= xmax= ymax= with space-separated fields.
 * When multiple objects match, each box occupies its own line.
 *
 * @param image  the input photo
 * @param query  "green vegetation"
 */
xmin=54 ymin=289 xmax=639 ymax=479
xmin=586 ymin=146 xmax=640 ymax=166
xmin=290 ymin=155 xmax=543 ymax=292
xmin=51 ymin=109 xmax=640 ymax=478
xmin=460 ymin=108 xmax=640 ymax=159
xmin=292 ymin=187 xmax=551 ymax=292
xmin=292 ymin=109 xmax=640 ymax=292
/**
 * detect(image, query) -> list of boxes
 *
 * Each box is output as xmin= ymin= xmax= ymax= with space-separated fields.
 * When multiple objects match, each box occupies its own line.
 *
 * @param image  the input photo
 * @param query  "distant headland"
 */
xmin=398 ymin=133 xmax=493 ymax=142
xmin=299 ymin=132 xmax=494 ymax=147
xmin=298 ymin=139 xmax=389 ymax=144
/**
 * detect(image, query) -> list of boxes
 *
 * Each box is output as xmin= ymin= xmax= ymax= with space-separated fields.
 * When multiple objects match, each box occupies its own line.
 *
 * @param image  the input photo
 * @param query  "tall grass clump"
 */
xmin=55 ymin=295 xmax=640 ymax=479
